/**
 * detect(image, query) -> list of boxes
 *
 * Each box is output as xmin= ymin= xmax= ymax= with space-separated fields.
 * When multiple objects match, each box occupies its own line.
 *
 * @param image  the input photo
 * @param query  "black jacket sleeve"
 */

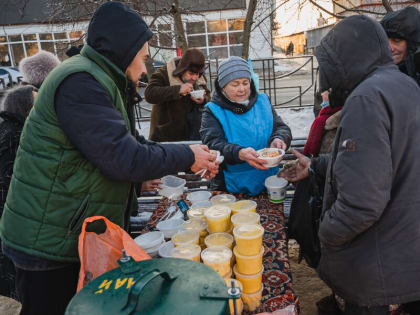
xmin=200 ymin=107 xmax=243 ymax=164
xmin=55 ymin=73 xmax=194 ymax=182
xmin=268 ymin=107 xmax=292 ymax=148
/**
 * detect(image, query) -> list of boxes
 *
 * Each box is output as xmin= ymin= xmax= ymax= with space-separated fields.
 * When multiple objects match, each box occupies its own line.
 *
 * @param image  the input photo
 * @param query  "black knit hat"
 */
xmin=173 ymin=48 xmax=205 ymax=77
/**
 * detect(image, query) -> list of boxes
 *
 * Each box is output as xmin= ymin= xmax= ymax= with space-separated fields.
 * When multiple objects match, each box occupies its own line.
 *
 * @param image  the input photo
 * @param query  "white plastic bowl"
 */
xmin=158 ymin=241 xmax=175 ymax=258
xmin=191 ymin=200 xmax=212 ymax=208
xmin=159 ymin=175 xmax=186 ymax=199
xmin=190 ymin=89 xmax=205 ymax=99
xmin=187 ymin=191 xmax=212 ymax=203
xmin=156 ymin=218 xmax=184 ymax=238
xmin=134 ymin=231 xmax=164 ymax=250
xmin=145 ymin=239 xmax=165 ymax=257
xmin=257 ymin=148 xmax=285 ymax=168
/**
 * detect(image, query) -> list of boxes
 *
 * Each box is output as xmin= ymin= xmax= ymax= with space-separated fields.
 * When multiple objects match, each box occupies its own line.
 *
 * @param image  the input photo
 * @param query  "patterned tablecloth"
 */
xmin=140 ymin=191 xmax=297 ymax=314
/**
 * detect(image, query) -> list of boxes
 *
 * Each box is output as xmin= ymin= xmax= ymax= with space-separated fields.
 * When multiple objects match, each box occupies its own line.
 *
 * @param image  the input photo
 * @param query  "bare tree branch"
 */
xmin=382 ymin=0 xmax=393 ymax=12
xmin=308 ymin=0 xmax=345 ymax=19
xmin=242 ymin=0 xmax=258 ymax=59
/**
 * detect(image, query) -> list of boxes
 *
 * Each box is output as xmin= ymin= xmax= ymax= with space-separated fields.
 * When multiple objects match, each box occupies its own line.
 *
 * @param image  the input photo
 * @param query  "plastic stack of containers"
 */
xmin=233 ymin=224 xmax=265 ymax=312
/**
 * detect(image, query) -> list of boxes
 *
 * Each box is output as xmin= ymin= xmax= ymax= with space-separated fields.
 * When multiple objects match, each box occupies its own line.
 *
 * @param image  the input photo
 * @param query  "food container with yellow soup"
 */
xmin=171 ymin=244 xmax=201 ymax=262
xmin=230 ymin=200 xmax=257 ymax=215
xmin=171 ymin=230 xmax=199 ymax=247
xmin=201 ymin=246 xmax=232 ymax=277
xmin=231 ymin=212 xmax=260 ymax=228
xmin=182 ymin=219 xmax=208 ymax=247
xmin=204 ymin=232 xmax=234 ymax=249
xmin=187 ymin=207 xmax=206 ymax=221
xmin=224 ymin=278 xmax=243 ymax=315
xmin=233 ymin=264 xmax=264 ymax=294
xmin=210 ymin=194 xmax=236 ymax=205
xmin=233 ymin=246 xmax=264 ymax=275
xmin=241 ymin=286 xmax=263 ymax=312
xmin=233 ymin=224 xmax=264 ymax=256
xmin=205 ymin=205 xmax=232 ymax=233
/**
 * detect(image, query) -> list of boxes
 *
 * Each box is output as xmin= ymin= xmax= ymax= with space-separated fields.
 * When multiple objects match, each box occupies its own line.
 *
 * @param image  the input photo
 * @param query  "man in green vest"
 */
xmin=0 ymin=2 xmax=218 ymax=314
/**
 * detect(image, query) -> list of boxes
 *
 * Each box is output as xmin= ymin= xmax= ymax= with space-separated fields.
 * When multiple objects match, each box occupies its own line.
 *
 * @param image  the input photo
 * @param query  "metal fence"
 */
xmin=134 ymin=55 xmax=317 ymax=127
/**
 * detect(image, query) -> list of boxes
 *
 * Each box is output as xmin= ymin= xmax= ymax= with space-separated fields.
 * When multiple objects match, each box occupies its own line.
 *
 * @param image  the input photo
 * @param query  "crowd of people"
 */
xmin=0 ymin=2 xmax=419 ymax=315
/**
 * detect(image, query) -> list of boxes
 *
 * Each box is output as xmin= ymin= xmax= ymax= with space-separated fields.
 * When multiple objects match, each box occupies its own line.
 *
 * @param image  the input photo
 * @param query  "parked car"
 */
xmin=0 ymin=67 xmax=22 ymax=88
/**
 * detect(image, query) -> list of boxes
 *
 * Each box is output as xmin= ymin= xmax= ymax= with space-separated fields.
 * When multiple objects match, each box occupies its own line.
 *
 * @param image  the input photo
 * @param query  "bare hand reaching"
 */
xmin=179 ymin=83 xmax=194 ymax=96
xmin=239 ymin=147 xmax=268 ymax=170
xmin=189 ymin=144 xmax=219 ymax=179
xmin=279 ymin=149 xmax=311 ymax=182
xmin=270 ymin=138 xmax=287 ymax=150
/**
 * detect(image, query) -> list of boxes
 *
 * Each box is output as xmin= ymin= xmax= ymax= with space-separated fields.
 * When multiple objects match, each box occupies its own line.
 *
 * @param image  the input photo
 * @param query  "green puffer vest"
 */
xmin=0 ymin=45 xmax=134 ymax=262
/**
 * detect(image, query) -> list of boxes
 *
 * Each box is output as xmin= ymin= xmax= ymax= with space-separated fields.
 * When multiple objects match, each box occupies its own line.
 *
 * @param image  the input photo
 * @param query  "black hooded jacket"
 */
xmin=313 ymin=15 xmax=420 ymax=306
xmin=200 ymin=79 xmax=292 ymax=190
xmin=55 ymin=2 xmax=194 ymax=184
xmin=381 ymin=6 xmax=420 ymax=85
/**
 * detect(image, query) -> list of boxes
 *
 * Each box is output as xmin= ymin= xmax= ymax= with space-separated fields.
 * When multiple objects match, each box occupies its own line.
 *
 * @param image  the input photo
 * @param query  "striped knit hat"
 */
xmin=217 ymin=56 xmax=251 ymax=88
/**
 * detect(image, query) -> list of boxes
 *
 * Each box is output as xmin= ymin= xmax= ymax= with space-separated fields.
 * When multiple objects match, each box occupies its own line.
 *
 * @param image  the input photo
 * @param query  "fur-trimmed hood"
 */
xmin=19 ymin=51 xmax=60 ymax=89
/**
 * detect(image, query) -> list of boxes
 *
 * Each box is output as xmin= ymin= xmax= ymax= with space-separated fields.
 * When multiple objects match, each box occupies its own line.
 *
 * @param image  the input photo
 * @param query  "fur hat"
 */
xmin=1 ymin=85 xmax=36 ymax=118
xmin=173 ymin=48 xmax=205 ymax=77
xmin=19 ymin=51 xmax=60 ymax=88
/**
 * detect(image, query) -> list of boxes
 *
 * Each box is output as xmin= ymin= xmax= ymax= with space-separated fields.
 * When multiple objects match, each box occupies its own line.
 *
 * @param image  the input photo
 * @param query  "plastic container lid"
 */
xmin=231 ymin=212 xmax=260 ymax=227
xmin=233 ymin=224 xmax=264 ymax=239
xmin=172 ymin=244 xmax=201 ymax=260
xmin=157 ymin=218 xmax=184 ymax=231
xmin=204 ymin=232 xmax=234 ymax=249
xmin=158 ymin=241 xmax=174 ymax=258
xmin=233 ymin=245 xmax=264 ymax=259
xmin=264 ymin=175 xmax=288 ymax=189
xmin=187 ymin=191 xmax=212 ymax=203
xmin=230 ymin=200 xmax=257 ymax=213
xmin=233 ymin=264 xmax=264 ymax=279
xmin=210 ymin=194 xmax=236 ymax=205
xmin=182 ymin=219 xmax=208 ymax=232
xmin=191 ymin=200 xmax=212 ymax=208
xmin=205 ymin=205 xmax=232 ymax=220
xmin=172 ymin=230 xmax=199 ymax=246
xmin=201 ymin=246 xmax=232 ymax=263
xmin=187 ymin=208 xmax=206 ymax=220
xmin=134 ymin=231 xmax=164 ymax=250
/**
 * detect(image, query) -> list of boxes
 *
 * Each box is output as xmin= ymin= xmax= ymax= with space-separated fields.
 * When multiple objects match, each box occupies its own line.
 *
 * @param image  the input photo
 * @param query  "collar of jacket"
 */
xmin=211 ymin=78 xmax=258 ymax=114
xmin=0 ymin=111 xmax=25 ymax=125
xmin=167 ymin=57 xmax=207 ymax=87
xmin=81 ymin=44 xmax=128 ymax=95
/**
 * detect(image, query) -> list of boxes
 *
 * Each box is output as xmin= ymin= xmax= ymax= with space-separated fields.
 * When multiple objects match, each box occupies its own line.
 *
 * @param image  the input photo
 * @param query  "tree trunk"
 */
xmin=381 ymin=0 xmax=393 ymax=13
xmin=172 ymin=0 xmax=189 ymax=54
xmin=242 ymin=0 xmax=258 ymax=60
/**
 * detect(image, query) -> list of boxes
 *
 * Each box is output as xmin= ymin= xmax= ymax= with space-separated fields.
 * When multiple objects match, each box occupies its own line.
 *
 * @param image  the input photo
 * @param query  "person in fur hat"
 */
xmin=19 ymin=50 xmax=60 ymax=89
xmin=145 ymin=48 xmax=211 ymax=141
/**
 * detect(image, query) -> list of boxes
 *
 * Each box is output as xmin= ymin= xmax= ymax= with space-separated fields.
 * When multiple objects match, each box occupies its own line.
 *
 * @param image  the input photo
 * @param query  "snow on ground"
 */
xmin=137 ymin=106 xmax=314 ymax=141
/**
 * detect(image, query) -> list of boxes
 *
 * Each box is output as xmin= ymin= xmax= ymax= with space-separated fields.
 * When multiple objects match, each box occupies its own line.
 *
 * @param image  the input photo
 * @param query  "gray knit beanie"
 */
xmin=19 ymin=50 xmax=60 ymax=88
xmin=217 ymin=56 xmax=251 ymax=88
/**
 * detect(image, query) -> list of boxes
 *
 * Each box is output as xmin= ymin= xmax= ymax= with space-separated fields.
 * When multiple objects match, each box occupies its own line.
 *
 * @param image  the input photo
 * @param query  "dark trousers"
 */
xmin=15 ymin=262 xmax=80 ymax=315
xmin=344 ymin=303 xmax=389 ymax=315
xmin=0 ymin=241 xmax=17 ymax=300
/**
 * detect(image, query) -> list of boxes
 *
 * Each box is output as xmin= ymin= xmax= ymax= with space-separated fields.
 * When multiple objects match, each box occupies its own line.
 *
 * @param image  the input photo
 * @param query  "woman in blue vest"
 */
xmin=200 ymin=56 xmax=292 ymax=195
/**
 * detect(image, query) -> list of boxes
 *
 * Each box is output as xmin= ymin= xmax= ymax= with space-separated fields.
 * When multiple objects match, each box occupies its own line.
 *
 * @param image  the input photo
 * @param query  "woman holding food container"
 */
xmin=200 ymin=56 xmax=292 ymax=195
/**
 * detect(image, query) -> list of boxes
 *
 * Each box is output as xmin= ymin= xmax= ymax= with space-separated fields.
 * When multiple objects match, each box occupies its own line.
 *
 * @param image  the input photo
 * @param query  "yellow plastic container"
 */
xmin=234 ymin=246 xmax=264 ymax=275
xmin=210 ymin=194 xmax=236 ymax=205
xmin=233 ymin=224 xmax=264 ymax=256
xmin=187 ymin=207 xmax=207 ymax=221
xmin=171 ymin=230 xmax=199 ymax=247
xmin=205 ymin=205 xmax=232 ymax=233
xmin=224 ymin=278 xmax=243 ymax=315
xmin=201 ymin=246 xmax=232 ymax=277
xmin=182 ymin=219 xmax=208 ymax=246
xmin=171 ymin=244 xmax=201 ymax=262
xmin=241 ymin=286 xmax=263 ymax=312
xmin=233 ymin=264 xmax=264 ymax=294
xmin=230 ymin=200 xmax=257 ymax=214
xmin=231 ymin=212 xmax=260 ymax=228
xmin=204 ymin=232 xmax=234 ymax=250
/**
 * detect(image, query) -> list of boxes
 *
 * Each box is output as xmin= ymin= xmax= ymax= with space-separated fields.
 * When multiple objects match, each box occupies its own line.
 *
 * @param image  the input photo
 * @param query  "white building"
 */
xmin=0 ymin=0 xmax=274 ymax=67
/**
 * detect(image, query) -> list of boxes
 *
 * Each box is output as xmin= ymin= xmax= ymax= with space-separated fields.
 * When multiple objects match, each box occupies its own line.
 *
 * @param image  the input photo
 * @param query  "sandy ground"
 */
xmin=288 ymin=240 xmax=331 ymax=315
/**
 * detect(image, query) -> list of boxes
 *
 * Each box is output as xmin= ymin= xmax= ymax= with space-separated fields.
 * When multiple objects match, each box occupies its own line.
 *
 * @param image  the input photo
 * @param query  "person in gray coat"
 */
xmin=282 ymin=15 xmax=420 ymax=314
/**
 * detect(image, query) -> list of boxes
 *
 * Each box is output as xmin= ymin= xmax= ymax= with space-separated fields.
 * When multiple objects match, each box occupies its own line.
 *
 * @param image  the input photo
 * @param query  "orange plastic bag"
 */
xmin=77 ymin=216 xmax=151 ymax=292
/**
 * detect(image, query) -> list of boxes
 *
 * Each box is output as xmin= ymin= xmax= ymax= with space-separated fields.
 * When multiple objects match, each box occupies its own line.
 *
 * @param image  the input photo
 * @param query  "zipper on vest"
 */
xmin=68 ymin=194 xmax=90 ymax=235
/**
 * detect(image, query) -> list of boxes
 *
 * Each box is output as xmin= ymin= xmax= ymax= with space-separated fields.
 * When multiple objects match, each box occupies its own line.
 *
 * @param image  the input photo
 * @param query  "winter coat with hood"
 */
xmin=145 ymin=58 xmax=211 ymax=142
xmin=0 ymin=2 xmax=195 ymax=263
xmin=381 ymin=6 xmax=420 ymax=86
xmin=313 ymin=15 xmax=420 ymax=306
xmin=200 ymin=79 xmax=291 ymax=191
